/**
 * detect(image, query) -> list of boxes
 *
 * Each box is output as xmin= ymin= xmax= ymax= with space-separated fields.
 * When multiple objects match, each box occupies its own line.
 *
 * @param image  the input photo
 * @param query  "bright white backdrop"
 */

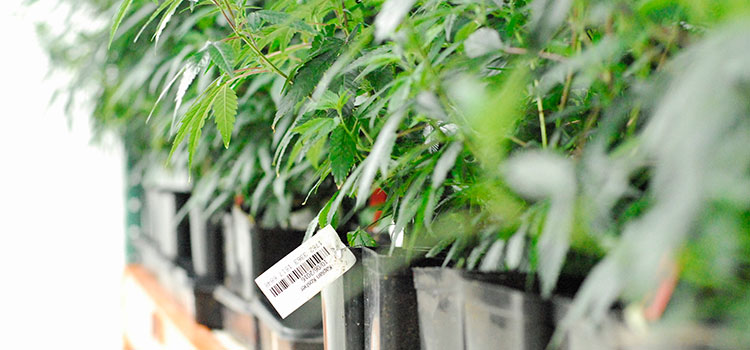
xmin=0 ymin=1 xmax=125 ymax=348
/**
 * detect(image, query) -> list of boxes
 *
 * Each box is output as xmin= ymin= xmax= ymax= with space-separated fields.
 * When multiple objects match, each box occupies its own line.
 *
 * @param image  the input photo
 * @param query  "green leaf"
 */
xmin=213 ymin=84 xmax=238 ymax=148
xmin=329 ymin=126 xmax=358 ymax=186
xmin=306 ymin=136 xmax=327 ymax=169
xmin=135 ymin=0 xmax=176 ymax=42
xmin=432 ymin=142 xmax=463 ymax=188
xmin=356 ymin=108 xmax=406 ymax=207
xmin=109 ymin=0 xmax=133 ymax=49
xmin=187 ymin=87 xmax=220 ymax=168
xmin=173 ymin=54 xmax=209 ymax=123
xmin=273 ymin=37 xmax=344 ymax=130
xmin=169 ymin=86 xmax=219 ymax=167
xmin=247 ymin=10 xmax=315 ymax=33
xmin=318 ymin=196 xmax=335 ymax=228
xmin=207 ymin=42 xmax=236 ymax=76
xmin=347 ymin=229 xmax=377 ymax=247
xmin=153 ymin=0 xmax=183 ymax=45
xmin=315 ymin=90 xmax=340 ymax=111
xmin=374 ymin=0 xmax=417 ymax=41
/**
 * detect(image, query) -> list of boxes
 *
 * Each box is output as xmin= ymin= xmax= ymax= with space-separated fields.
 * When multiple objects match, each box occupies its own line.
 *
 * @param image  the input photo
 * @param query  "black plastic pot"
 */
xmin=222 ymin=206 xmax=324 ymax=339
xmin=412 ymin=268 xmax=464 ymax=350
xmin=223 ymin=206 xmax=311 ymax=301
xmin=323 ymin=247 xmax=439 ymax=350
xmin=321 ymin=248 xmax=365 ymax=350
xmin=215 ymin=285 xmax=323 ymax=349
xmin=142 ymin=187 xmax=193 ymax=274
xmin=188 ymin=207 xmax=225 ymax=285
xmin=413 ymin=268 xmax=557 ymax=350
xmin=362 ymin=247 xmax=435 ymax=350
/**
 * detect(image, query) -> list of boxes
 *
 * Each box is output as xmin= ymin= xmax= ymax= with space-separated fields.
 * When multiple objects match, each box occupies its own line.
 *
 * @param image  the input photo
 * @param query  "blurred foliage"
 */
xmin=38 ymin=0 xmax=750 ymax=343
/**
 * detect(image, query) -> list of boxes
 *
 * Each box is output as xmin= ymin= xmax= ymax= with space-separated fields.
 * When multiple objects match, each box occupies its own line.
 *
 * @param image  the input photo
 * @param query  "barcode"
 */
xmin=268 ymin=247 xmax=331 ymax=297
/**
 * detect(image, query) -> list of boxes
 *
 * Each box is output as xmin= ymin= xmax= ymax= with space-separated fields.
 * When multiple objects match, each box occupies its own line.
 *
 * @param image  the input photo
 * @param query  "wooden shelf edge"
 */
xmin=123 ymin=264 xmax=224 ymax=350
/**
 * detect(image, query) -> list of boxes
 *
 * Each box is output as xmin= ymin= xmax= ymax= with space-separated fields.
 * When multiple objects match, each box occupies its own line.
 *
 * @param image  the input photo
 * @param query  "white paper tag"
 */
xmin=254 ymin=225 xmax=356 ymax=318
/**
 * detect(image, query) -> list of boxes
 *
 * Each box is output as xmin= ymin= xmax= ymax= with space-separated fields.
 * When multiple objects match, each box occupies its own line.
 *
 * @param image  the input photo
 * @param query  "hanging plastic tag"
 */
xmin=255 ymin=225 xmax=356 ymax=318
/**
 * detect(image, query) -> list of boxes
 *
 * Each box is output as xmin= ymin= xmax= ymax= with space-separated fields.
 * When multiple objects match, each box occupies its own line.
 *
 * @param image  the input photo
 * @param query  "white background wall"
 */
xmin=0 ymin=1 xmax=125 ymax=348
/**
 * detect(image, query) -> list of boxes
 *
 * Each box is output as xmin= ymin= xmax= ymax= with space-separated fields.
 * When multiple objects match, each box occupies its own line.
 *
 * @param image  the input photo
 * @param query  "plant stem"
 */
xmin=504 ymin=47 xmax=567 ymax=62
xmin=359 ymin=124 xmax=374 ymax=145
xmin=228 ymin=69 xmax=270 ymax=83
xmin=211 ymin=0 xmax=290 ymax=82
xmin=558 ymin=20 xmax=578 ymax=115
xmin=397 ymin=124 xmax=427 ymax=138
xmin=534 ymin=79 xmax=547 ymax=149
xmin=241 ymin=32 xmax=290 ymax=81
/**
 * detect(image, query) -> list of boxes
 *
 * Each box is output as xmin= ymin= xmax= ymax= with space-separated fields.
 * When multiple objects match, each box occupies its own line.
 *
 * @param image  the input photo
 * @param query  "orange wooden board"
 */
xmin=122 ymin=265 xmax=225 ymax=350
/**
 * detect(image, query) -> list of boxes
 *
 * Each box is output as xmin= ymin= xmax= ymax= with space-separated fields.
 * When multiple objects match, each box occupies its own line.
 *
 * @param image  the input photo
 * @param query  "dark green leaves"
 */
xmin=329 ymin=126 xmax=358 ymax=186
xmin=247 ymin=10 xmax=315 ymax=33
xmin=273 ymin=37 xmax=345 ymax=129
xmin=213 ymin=84 xmax=238 ymax=148
xmin=109 ymin=0 xmax=133 ymax=48
xmin=347 ymin=228 xmax=377 ymax=247
xmin=169 ymin=85 xmax=219 ymax=168
xmin=207 ymin=41 xmax=235 ymax=76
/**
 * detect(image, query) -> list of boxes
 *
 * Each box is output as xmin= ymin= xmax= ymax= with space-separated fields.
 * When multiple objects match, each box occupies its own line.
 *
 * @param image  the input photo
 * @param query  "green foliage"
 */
xmin=41 ymin=0 xmax=750 ymax=342
xmin=328 ymin=125 xmax=357 ymax=186
xmin=212 ymin=83 xmax=237 ymax=148
xmin=108 ymin=0 xmax=132 ymax=48
xmin=347 ymin=228 xmax=377 ymax=247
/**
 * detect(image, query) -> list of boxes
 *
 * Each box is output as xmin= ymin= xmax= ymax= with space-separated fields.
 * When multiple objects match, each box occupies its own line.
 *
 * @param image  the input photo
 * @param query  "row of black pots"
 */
xmin=129 ymin=177 xmax=730 ymax=350
xmin=133 ymin=180 xmax=326 ymax=348
xmin=132 ymin=183 xmax=224 ymax=328
xmin=322 ymin=247 xmax=441 ymax=350
xmin=219 ymin=206 xmax=325 ymax=349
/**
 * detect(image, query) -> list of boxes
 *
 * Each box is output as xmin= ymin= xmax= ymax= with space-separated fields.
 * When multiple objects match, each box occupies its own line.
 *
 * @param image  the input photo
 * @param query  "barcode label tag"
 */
xmin=254 ymin=225 xmax=356 ymax=318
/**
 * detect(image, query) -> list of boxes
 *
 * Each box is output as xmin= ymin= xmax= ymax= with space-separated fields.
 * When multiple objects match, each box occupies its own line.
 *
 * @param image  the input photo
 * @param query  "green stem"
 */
xmin=211 ymin=0 xmax=290 ymax=82
xmin=534 ymin=79 xmax=547 ymax=149
xmin=238 ymin=32 xmax=290 ymax=82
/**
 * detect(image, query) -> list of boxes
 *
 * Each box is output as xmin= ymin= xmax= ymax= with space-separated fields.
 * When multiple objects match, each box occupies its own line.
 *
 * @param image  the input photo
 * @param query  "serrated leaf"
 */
xmin=148 ymin=64 xmax=185 ymax=123
xmin=188 ymin=87 xmax=220 ymax=168
xmin=292 ymin=117 xmax=335 ymax=135
xmin=431 ymin=141 xmax=463 ymax=188
xmin=306 ymin=136 xmax=326 ymax=169
xmin=173 ymin=54 xmax=209 ymax=125
xmin=329 ymin=126 xmax=357 ymax=186
xmin=327 ymin=163 xmax=363 ymax=226
xmin=347 ymin=229 xmax=377 ymax=247
xmin=356 ymin=108 xmax=406 ymax=207
xmin=318 ymin=196 xmax=335 ymax=228
xmin=247 ymin=10 xmax=315 ymax=33
xmin=135 ymin=0 xmax=176 ymax=42
xmin=273 ymin=37 xmax=344 ymax=130
xmin=207 ymin=42 xmax=236 ymax=76
xmin=315 ymin=90 xmax=340 ymax=111
xmin=213 ymin=84 xmax=238 ymax=148
xmin=169 ymin=86 xmax=219 ymax=167
xmin=153 ymin=0 xmax=182 ymax=45
xmin=109 ymin=0 xmax=133 ymax=49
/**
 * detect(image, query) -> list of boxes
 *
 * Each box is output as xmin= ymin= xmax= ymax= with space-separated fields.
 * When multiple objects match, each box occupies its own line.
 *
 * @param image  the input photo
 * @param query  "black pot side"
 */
xmin=221 ymin=206 xmax=323 ymax=348
xmin=413 ymin=268 xmax=557 ymax=350
xmin=361 ymin=247 xmax=438 ymax=350
xmin=136 ymin=182 xmax=226 ymax=329
xmin=185 ymin=208 xmax=226 ymax=329
xmin=321 ymin=247 xmax=365 ymax=350
xmin=215 ymin=285 xmax=323 ymax=350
